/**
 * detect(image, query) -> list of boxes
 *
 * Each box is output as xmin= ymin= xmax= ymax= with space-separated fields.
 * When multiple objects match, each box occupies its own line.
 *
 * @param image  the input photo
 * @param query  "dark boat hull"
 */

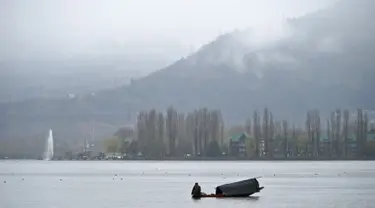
xmin=215 ymin=178 xmax=263 ymax=197
xmin=193 ymin=187 xmax=264 ymax=199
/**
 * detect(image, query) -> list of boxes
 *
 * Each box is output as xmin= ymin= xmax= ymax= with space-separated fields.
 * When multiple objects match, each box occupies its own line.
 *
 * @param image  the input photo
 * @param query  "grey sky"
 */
xmin=1 ymin=0 xmax=337 ymax=60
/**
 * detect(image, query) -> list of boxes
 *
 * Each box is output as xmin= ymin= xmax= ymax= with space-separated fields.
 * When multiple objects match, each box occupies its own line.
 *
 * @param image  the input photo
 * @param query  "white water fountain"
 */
xmin=43 ymin=129 xmax=54 ymax=160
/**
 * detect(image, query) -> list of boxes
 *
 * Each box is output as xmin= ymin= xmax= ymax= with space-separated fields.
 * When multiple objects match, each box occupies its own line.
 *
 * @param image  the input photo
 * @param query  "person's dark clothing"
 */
xmin=191 ymin=184 xmax=201 ymax=197
xmin=215 ymin=187 xmax=223 ymax=195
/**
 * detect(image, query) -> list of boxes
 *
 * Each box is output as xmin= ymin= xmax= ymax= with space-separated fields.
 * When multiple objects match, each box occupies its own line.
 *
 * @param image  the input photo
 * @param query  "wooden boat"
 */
xmin=192 ymin=178 xmax=264 ymax=199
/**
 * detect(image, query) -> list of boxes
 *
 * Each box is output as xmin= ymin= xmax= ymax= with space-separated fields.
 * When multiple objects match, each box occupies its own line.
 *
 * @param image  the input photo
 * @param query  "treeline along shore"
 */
xmin=67 ymin=107 xmax=375 ymax=161
xmin=2 ymin=106 xmax=375 ymax=161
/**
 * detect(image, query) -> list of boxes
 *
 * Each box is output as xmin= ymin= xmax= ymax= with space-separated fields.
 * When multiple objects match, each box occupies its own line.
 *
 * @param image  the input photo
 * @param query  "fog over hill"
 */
xmin=0 ymin=0 xmax=334 ymax=102
xmin=0 ymin=41 xmax=189 ymax=102
xmin=1 ymin=0 xmax=374 ymax=156
xmin=101 ymin=0 xmax=375 ymax=119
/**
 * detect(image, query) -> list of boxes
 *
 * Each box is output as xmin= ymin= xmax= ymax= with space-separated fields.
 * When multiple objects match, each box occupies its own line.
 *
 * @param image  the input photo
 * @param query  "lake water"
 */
xmin=1 ymin=160 xmax=374 ymax=208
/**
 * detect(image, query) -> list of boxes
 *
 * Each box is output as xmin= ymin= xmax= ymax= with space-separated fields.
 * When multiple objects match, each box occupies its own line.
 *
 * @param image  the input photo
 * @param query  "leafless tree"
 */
xmin=282 ymin=120 xmax=288 ymax=158
xmin=136 ymin=111 xmax=147 ymax=154
xmin=253 ymin=110 xmax=260 ymax=158
xmin=343 ymin=110 xmax=349 ymax=156
xmin=292 ymin=124 xmax=297 ymax=157
xmin=313 ymin=110 xmax=321 ymax=157
xmin=330 ymin=111 xmax=336 ymax=156
xmin=306 ymin=111 xmax=312 ymax=157
xmin=245 ymin=117 xmax=251 ymax=136
xmin=219 ymin=111 xmax=224 ymax=149
xmin=335 ymin=109 xmax=342 ymax=156
xmin=166 ymin=106 xmax=178 ymax=156
xmin=269 ymin=111 xmax=274 ymax=158
xmin=263 ymin=108 xmax=270 ymax=158
xmin=327 ymin=118 xmax=331 ymax=157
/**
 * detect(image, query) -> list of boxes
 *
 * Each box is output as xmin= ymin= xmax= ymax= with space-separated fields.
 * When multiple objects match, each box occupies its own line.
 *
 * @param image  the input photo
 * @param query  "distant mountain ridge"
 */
xmin=112 ymin=0 xmax=375 ymax=113
xmin=1 ymin=0 xmax=375 ymax=145
xmin=0 ymin=40 xmax=188 ymax=102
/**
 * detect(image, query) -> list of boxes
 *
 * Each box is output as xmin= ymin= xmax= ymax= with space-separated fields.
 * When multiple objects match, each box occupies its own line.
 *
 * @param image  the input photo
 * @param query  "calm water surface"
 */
xmin=1 ymin=160 xmax=374 ymax=208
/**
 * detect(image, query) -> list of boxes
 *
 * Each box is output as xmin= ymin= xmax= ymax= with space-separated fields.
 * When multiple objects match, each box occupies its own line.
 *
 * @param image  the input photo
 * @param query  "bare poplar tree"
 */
xmin=219 ymin=111 xmax=224 ymax=149
xmin=282 ymin=120 xmax=288 ymax=158
xmin=327 ymin=118 xmax=331 ymax=157
xmin=364 ymin=111 xmax=369 ymax=156
xmin=269 ymin=111 xmax=274 ymax=158
xmin=166 ymin=106 xmax=178 ymax=156
xmin=356 ymin=108 xmax=368 ymax=158
xmin=311 ymin=109 xmax=321 ymax=158
xmin=253 ymin=110 xmax=260 ymax=158
xmin=245 ymin=117 xmax=251 ymax=136
xmin=193 ymin=110 xmax=200 ymax=155
xmin=330 ymin=111 xmax=336 ymax=156
xmin=292 ymin=124 xmax=297 ymax=157
xmin=210 ymin=110 xmax=220 ymax=143
xmin=185 ymin=112 xmax=194 ymax=153
xmin=202 ymin=108 xmax=209 ymax=155
xmin=306 ymin=111 xmax=312 ymax=157
xmin=343 ymin=110 xmax=349 ymax=156
xmin=263 ymin=108 xmax=269 ymax=158
xmin=335 ymin=109 xmax=342 ymax=157
xmin=136 ymin=111 xmax=147 ymax=154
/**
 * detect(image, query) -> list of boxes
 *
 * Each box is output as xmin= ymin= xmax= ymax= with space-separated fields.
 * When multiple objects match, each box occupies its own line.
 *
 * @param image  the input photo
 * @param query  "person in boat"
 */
xmin=191 ymin=182 xmax=202 ymax=198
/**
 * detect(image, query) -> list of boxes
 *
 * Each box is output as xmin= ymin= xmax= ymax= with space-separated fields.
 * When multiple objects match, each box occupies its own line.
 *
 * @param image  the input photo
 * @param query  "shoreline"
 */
xmin=1 ymin=157 xmax=374 ymax=161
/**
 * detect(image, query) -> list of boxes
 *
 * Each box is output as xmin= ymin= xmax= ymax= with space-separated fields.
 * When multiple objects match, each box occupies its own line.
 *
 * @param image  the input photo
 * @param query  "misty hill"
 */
xmin=1 ymin=0 xmax=375 ymax=154
xmin=98 ymin=0 xmax=375 ymax=120
xmin=0 ymin=42 xmax=186 ymax=102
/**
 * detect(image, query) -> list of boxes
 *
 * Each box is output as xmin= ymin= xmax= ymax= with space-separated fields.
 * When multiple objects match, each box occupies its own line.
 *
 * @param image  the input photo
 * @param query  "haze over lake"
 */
xmin=1 ymin=161 xmax=374 ymax=208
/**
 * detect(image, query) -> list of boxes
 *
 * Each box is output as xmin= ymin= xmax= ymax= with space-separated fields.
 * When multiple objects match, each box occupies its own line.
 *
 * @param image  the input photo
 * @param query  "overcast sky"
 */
xmin=1 ymin=0 xmax=337 ymax=60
